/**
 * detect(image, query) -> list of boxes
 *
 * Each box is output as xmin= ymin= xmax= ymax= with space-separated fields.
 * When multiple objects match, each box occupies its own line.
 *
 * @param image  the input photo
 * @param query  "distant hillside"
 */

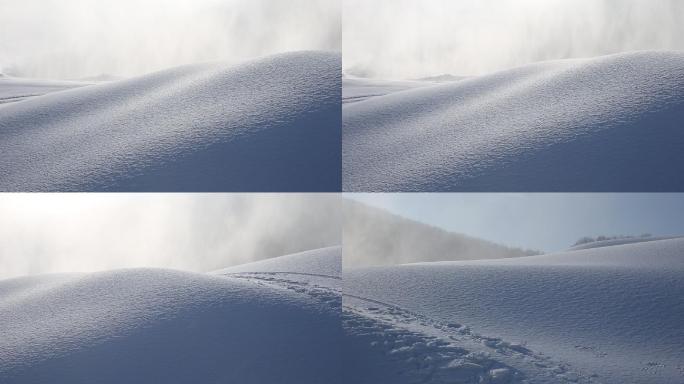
xmin=569 ymin=235 xmax=682 ymax=251
xmin=343 ymin=199 xmax=540 ymax=267
xmin=416 ymin=74 xmax=467 ymax=82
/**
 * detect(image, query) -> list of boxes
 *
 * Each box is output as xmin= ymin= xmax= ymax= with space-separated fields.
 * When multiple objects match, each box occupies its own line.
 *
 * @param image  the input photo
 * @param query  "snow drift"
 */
xmin=343 ymin=51 xmax=684 ymax=191
xmin=343 ymin=237 xmax=684 ymax=383
xmin=0 ymin=247 xmax=342 ymax=384
xmin=0 ymin=51 xmax=341 ymax=191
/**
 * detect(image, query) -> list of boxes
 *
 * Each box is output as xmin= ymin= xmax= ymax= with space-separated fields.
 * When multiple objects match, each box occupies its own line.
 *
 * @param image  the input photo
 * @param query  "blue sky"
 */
xmin=347 ymin=193 xmax=684 ymax=252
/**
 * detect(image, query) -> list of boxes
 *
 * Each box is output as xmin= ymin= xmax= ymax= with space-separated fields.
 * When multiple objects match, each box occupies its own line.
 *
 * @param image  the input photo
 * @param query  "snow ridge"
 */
xmin=0 ymin=247 xmax=343 ymax=384
xmin=0 ymin=51 xmax=341 ymax=191
xmin=343 ymin=50 xmax=684 ymax=191
xmin=344 ymin=238 xmax=684 ymax=383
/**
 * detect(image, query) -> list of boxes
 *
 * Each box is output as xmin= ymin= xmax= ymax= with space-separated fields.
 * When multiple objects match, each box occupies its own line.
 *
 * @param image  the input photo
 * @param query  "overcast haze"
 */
xmin=348 ymin=194 xmax=684 ymax=253
xmin=0 ymin=194 xmax=340 ymax=279
xmin=343 ymin=0 xmax=684 ymax=79
xmin=0 ymin=0 xmax=340 ymax=79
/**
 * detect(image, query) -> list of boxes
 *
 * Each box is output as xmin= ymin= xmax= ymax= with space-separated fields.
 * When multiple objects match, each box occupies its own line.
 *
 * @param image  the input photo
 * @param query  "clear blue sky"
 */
xmin=347 ymin=193 xmax=684 ymax=252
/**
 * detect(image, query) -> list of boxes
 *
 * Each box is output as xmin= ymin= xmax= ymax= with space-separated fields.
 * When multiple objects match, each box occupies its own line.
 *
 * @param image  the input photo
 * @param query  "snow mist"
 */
xmin=343 ymin=0 xmax=684 ymax=79
xmin=0 ymin=194 xmax=341 ymax=278
xmin=0 ymin=0 xmax=340 ymax=79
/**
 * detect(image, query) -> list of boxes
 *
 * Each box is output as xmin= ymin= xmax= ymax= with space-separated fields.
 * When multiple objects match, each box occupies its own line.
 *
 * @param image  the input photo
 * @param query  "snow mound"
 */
xmin=214 ymin=246 xmax=341 ymax=277
xmin=343 ymin=51 xmax=684 ymax=191
xmin=344 ymin=237 xmax=684 ymax=383
xmin=0 ymin=51 xmax=341 ymax=191
xmin=0 ymin=267 xmax=341 ymax=384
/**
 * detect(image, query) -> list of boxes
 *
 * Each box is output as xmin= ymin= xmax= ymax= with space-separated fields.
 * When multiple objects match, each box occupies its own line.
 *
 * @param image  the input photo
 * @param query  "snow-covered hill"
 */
xmin=0 ymin=51 xmax=341 ymax=191
xmin=343 ymin=51 xmax=684 ymax=191
xmin=343 ymin=237 xmax=684 ymax=383
xmin=0 ymin=247 xmax=342 ymax=383
xmin=567 ymin=235 xmax=682 ymax=251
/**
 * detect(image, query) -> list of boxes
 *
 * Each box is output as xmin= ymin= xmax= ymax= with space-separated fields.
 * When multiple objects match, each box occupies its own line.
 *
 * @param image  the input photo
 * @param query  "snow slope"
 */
xmin=343 ymin=51 xmax=684 ymax=191
xmin=75 ymin=74 xmax=125 ymax=82
xmin=0 ymin=51 xmax=341 ymax=191
xmin=214 ymin=246 xmax=341 ymax=277
xmin=0 ymin=247 xmax=342 ymax=383
xmin=416 ymin=74 xmax=468 ymax=82
xmin=343 ymin=237 xmax=684 ymax=383
xmin=0 ymin=76 xmax=90 ymax=104
xmin=343 ymin=76 xmax=428 ymax=104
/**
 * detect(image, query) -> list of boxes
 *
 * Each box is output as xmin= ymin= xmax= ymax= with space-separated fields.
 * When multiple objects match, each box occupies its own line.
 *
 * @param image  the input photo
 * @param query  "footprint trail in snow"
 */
xmin=342 ymin=294 xmax=600 ymax=384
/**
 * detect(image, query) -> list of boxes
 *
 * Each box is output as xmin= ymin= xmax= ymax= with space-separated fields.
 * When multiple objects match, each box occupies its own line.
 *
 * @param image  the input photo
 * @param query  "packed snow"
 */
xmin=0 ymin=51 xmax=341 ymax=191
xmin=343 ymin=51 xmax=684 ymax=191
xmin=343 ymin=237 xmax=684 ymax=383
xmin=0 ymin=247 xmax=342 ymax=384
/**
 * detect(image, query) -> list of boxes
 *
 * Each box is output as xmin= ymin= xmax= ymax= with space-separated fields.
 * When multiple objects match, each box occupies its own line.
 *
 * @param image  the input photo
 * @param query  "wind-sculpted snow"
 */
xmin=343 ymin=51 xmax=684 ymax=191
xmin=0 ymin=51 xmax=341 ymax=191
xmin=344 ymin=238 xmax=684 ymax=383
xmin=0 ymin=265 xmax=342 ymax=383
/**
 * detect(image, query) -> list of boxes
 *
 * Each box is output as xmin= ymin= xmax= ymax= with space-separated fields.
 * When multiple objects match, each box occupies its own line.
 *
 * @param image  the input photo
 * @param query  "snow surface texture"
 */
xmin=0 ymin=247 xmax=342 ymax=384
xmin=344 ymin=238 xmax=684 ymax=383
xmin=343 ymin=51 xmax=684 ymax=191
xmin=0 ymin=51 xmax=341 ymax=191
